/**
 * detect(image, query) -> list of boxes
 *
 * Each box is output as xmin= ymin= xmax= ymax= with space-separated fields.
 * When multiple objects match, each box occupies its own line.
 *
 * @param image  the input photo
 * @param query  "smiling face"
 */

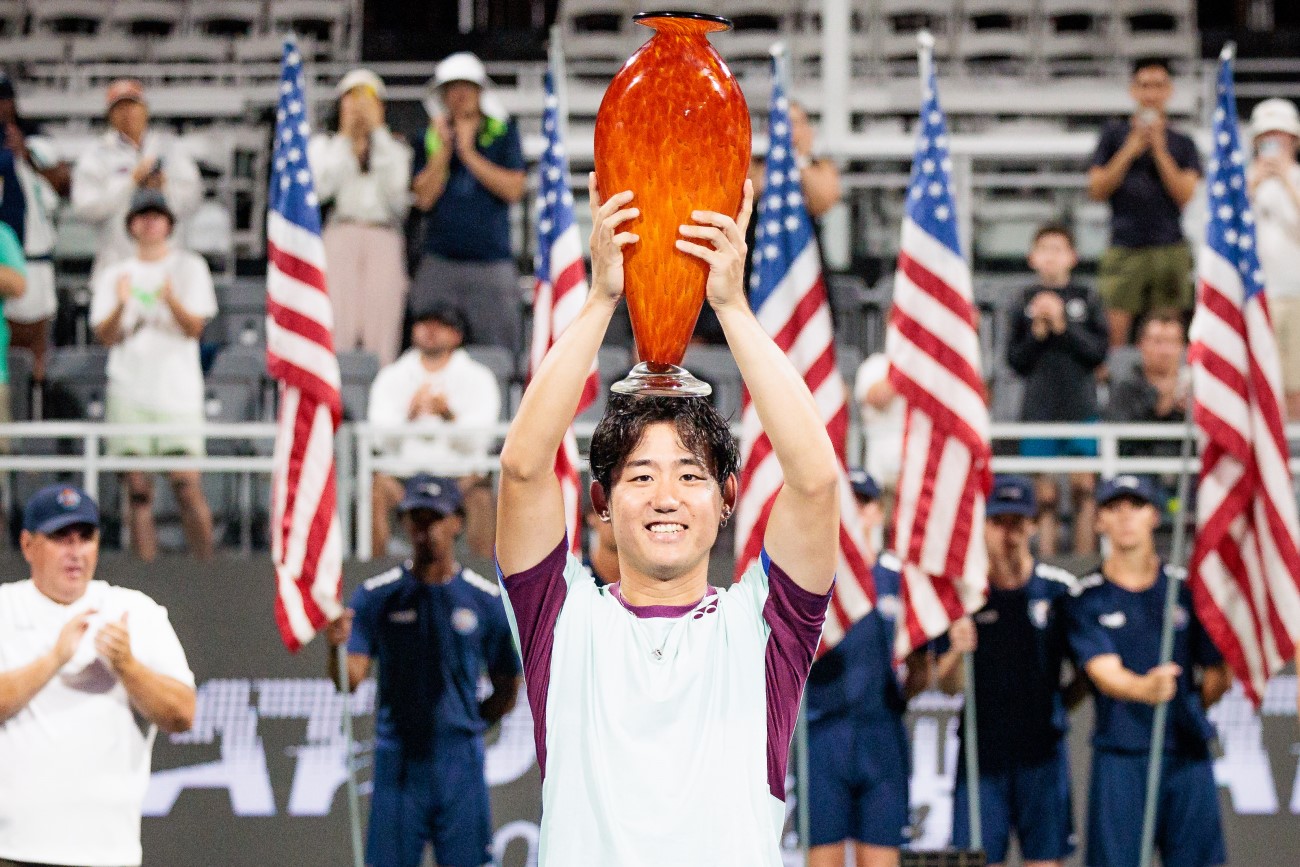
xmin=603 ymin=422 xmax=731 ymax=584
xmin=22 ymin=524 xmax=99 ymax=604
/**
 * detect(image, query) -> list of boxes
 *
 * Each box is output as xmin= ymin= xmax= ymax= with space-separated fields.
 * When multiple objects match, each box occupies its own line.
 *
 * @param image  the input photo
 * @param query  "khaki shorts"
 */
xmin=1272 ymin=295 xmax=1300 ymax=395
xmin=105 ymin=394 xmax=206 ymax=458
xmin=1098 ymin=242 xmax=1194 ymax=315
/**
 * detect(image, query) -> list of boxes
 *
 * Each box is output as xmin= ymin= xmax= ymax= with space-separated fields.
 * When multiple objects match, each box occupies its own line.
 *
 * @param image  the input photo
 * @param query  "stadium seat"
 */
xmin=1120 ymin=0 xmax=1196 ymax=68
xmin=269 ymin=0 xmax=349 ymax=52
xmin=186 ymin=198 xmax=236 ymax=269
xmin=110 ymin=0 xmax=184 ymax=37
xmin=70 ymin=34 xmax=151 ymax=63
xmin=715 ymin=0 xmax=796 ymax=65
xmin=337 ymin=349 xmax=380 ymax=422
xmin=878 ymin=0 xmax=955 ymax=63
xmin=463 ymin=344 xmax=517 ymax=421
xmin=7 ymin=347 xmax=35 ymax=422
xmin=560 ymin=0 xmax=639 ymax=68
xmin=233 ymin=32 xmax=310 ymax=63
xmin=191 ymin=0 xmax=264 ymax=38
xmin=1039 ymin=0 xmax=1115 ymax=75
xmin=957 ymin=0 xmax=1033 ymax=74
xmin=43 ymin=345 xmax=109 ymax=422
xmin=209 ymin=343 xmax=267 ymax=383
xmin=682 ymin=345 xmax=743 ymax=420
xmin=149 ymin=33 xmax=233 ymax=63
xmin=0 ymin=0 xmax=24 ymax=37
xmin=30 ymin=0 xmax=109 ymax=35
xmin=0 ymin=35 xmax=71 ymax=64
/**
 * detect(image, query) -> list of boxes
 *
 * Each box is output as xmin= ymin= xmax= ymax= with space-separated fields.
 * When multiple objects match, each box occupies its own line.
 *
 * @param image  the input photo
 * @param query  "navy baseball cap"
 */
xmin=1096 ymin=475 xmax=1163 ymax=509
xmin=23 ymin=484 xmax=100 ymax=534
xmin=848 ymin=469 xmax=880 ymax=502
xmin=398 ymin=474 xmax=463 ymax=516
xmin=987 ymin=475 xmax=1037 ymax=518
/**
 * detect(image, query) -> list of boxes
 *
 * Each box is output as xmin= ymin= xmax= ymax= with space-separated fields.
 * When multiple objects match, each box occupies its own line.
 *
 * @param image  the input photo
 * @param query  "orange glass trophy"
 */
xmin=594 ymin=11 xmax=752 ymax=396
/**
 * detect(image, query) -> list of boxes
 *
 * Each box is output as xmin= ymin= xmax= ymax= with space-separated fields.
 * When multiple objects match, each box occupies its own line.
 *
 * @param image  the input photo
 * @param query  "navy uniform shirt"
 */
xmin=1066 ymin=564 xmax=1223 ymax=757
xmin=1090 ymin=119 xmax=1201 ymax=249
xmin=349 ymin=563 xmax=521 ymax=752
xmin=956 ymin=563 xmax=1078 ymax=771
xmin=806 ymin=554 xmax=906 ymax=725
xmin=414 ymin=118 xmax=524 ymax=262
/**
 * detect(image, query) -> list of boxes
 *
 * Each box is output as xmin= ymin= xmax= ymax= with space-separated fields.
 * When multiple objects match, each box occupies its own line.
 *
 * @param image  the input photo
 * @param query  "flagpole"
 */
xmin=1136 ymin=49 xmax=1230 ymax=867
xmin=336 ymin=643 xmax=365 ymax=867
xmin=915 ymin=28 xmax=981 ymax=852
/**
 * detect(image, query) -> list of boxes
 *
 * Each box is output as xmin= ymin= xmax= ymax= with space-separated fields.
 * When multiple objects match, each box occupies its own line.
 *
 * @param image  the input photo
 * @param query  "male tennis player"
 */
xmin=494 ymin=175 xmax=839 ymax=866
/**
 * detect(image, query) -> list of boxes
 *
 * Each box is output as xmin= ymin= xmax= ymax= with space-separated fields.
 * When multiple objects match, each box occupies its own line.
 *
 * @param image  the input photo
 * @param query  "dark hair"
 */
xmin=588 ymin=394 xmax=739 ymax=494
xmin=1137 ymin=308 xmax=1185 ymax=339
xmin=1032 ymin=222 xmax=1075 ymax=249
xmin=1131 ymin=57 xmax=1172 ymax=78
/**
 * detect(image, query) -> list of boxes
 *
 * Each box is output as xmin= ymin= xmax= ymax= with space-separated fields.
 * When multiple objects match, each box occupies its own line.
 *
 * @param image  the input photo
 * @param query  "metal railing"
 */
xmin=3 ymin=420 xmax=1299 ymax=560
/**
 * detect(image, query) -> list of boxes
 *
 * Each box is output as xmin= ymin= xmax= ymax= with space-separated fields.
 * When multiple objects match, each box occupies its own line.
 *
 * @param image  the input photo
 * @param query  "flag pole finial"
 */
xmin=1220 ymin=41 xmax=1236 ymax=62
xmin=917 ymin=29 xmax=935 ymax=52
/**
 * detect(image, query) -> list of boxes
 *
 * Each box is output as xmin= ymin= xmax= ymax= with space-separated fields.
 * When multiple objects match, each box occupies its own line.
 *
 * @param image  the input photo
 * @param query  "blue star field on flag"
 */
xmin=1205 ymin=54 xmax=1266 ymax=301
xmin=270 ymin=40 xmax=322 ymax=236
xmin=905 ymin=60 xmax=961 ymax=257
xmin=535 ymin=71 xmax=579 ymax=288
xmin=749 ymin=68 xmax=816 ymax=310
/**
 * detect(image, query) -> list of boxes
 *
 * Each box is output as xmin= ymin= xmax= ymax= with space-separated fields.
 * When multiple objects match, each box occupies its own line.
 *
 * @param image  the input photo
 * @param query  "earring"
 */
xmin=720 ymin=507 xmax=732 ymax=528
xmin=600 ymin=511 xmax=611 ymax=523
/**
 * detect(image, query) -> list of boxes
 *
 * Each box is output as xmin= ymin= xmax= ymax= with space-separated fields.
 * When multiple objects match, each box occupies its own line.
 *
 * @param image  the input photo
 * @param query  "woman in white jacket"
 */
xmin=308 ymin=69 xmax=412 ymax=365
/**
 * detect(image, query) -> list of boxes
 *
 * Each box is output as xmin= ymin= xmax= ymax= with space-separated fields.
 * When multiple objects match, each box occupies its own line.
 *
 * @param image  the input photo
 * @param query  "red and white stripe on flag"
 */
xmin=266 ymin=42 xmax=344 ymax=652
xmin=733 ymin=67 xmax=875 ymax=654
xmin=887 ymin=226 xmax=991 ymax=658
xmin=1188 ymin=52 xmax=1300 ymax=707
xmin=531 ymin=69 xmax=597 ymax=552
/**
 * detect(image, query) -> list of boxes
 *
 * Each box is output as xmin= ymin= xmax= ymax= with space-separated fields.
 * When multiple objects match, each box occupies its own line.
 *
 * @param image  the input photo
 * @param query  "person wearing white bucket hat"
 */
xmin=308 ymin=68 xmax=412 ymax=366
xmin=409 ymin=52 xmax=526 ymax=354
xmin=1247 ymin=97 xmax=1300 ymax=420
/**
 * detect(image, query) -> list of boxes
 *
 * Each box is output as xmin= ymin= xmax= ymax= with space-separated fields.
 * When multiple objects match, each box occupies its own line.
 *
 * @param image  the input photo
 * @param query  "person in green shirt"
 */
xmin=0 ymin=221 xmax=28 ymax=425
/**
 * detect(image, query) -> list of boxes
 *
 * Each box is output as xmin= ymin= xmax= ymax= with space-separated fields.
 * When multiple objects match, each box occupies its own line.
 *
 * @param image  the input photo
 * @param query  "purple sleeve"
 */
xmin=762 ymin=552 xmax=832 ymax=800
xmin=496 ymin=538 xmax=570 ymax=780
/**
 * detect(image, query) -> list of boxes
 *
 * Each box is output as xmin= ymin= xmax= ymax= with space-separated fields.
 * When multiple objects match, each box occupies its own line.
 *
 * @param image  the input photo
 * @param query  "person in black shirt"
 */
xmin=1104 ymin=311 xmax=1188 ymax=493
xmin=1007 ymin=224 xmax=1108 ymax=556
xmin=1088 ymin=58 xmax=1202 ymax=347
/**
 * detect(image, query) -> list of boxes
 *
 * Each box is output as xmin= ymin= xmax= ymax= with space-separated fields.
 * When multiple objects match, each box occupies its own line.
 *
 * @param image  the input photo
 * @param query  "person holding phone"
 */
xmin=1088 ymin=59 xmax=1202 ymax=347
xmin=1246 ymin=98 xmax=1300 ymax=421
xmin=308 ymin=69 xmax=412 ymax=366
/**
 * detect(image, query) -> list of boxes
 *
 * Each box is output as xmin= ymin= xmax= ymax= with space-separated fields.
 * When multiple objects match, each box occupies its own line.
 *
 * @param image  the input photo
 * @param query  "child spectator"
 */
xmin=1007 ymin=224 xmax=1108 ymax=557
xmin=90 ymin=190 xmax=215 ymax=561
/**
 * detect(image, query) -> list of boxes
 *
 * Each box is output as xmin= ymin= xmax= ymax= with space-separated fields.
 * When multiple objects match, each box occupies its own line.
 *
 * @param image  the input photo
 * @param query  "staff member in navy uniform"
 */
xmin=1066 ymin=475 xmax=1231 ymax=867
xmin=806 ymin=470 xmax=933 ymax=867
xmin=938 ymin=475 xmax=1082 ymax=867
xmin=326 ymin=474 xmax=522 ymax=867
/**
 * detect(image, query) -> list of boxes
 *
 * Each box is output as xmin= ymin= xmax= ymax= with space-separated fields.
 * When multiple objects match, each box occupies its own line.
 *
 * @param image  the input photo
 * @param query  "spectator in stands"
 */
xmin=309 ymin=69 xmax=411 ymax=366
xmin=0 ymin=485 xmax=195 ymax=867
xmin=0 ymin=222 xmax=25 ymax=437
xmin=1067 ymin=476 xmax=1230 ymax=867
xmin=1105 ymin=311 xmax=1187 ymax=477
xmin=853 ymin=351 xmax=904 ymax=536
xmin=71 ymin=79 xmax=202 ymax=278
xmin=1247 ymin=98 xmax=1300 ymax=421
xmin=1088 ymin=58 xmax=1202 ymax=347
xmin=807 ymin=470 xmax=930 ymax=867
xmin=409 ymin=53 xmax=526 ymax=353
xmin=90 ymin=190 xmax=216 ymax=562
xmin=1007 ymin=224 xmax=1108 ymax=557
xmin=0 ymin=72 xmax=68 ymax=384
xmin=367 ymin=301 xmax=500 ymax=559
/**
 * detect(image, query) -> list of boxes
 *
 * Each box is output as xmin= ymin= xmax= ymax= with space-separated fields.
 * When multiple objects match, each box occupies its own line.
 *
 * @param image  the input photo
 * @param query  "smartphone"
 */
xmin=1137 ymin=107 xmax=1159 ymax=127
xmin=1259 ymin=137 xmax=1283 ymax=159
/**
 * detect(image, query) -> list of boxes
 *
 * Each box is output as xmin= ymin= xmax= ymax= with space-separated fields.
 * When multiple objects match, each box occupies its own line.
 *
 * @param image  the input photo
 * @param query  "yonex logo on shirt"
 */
xmin=691 ymin=601 xmax=718 ymax=620
xmin=387 ymin=609 xmax=417 ymax=624
xmin=452 ymin=607 xmax=479 ymax=634
xmin=975 ymin=610 xmax=999 ymax=625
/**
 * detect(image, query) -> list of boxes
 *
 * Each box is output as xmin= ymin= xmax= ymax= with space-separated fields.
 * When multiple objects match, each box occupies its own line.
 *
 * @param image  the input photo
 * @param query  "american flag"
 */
xmin=886 ymin=49 xmax=991 ymax=657
xmin=529 ymin=69 xmax=598 ymax=552
xmin=733 ymin=61 xmax=875 ymax=651
xmin=265 ymin=41 xmax=344 ymax=652
xmin=1188 ymin=48 xmax=1300 ymax=707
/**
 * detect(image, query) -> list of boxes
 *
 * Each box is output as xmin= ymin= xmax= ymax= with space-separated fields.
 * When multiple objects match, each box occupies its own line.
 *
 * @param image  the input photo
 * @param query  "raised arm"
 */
xmin=676 ymin=180 xmax=839 ymax=594
xmin=495 ymin=175 xmax=636 ymax=575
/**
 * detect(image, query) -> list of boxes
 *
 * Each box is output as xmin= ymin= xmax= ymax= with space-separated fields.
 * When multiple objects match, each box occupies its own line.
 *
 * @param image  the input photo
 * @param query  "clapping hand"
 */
xmin=94 ymin=613 xmax=134 ymax=675
xmin=52 ymin=610 xmax=95 ymax=667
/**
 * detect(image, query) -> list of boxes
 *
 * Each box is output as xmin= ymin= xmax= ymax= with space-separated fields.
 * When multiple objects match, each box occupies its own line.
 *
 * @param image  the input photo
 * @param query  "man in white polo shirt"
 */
xmin=491 ymin=176 xmax=840 ymax=866
xmin=0 ymin=484 xmax=195 ymax=867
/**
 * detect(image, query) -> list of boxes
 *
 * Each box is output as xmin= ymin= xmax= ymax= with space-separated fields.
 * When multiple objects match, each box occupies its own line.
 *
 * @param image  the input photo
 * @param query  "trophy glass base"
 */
xmin=610 ymin=362 xmax=713 ymax=398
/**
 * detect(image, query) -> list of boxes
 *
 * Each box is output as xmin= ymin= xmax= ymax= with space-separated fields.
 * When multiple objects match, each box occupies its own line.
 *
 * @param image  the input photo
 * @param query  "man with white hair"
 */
xmin=410 ymin=52 xmax=526 ymax=353
xmin=71 ymin=79 xmax=201 ymax=278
